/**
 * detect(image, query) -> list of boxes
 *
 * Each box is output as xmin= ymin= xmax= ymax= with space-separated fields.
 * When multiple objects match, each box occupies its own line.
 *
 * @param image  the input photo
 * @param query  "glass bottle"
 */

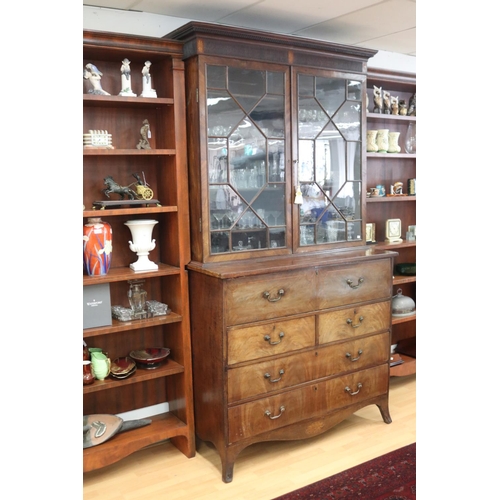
xmin=404 ymin=121 xmax=416 ymax=154
xmin=128 ymin=280 xmax=147 ymax=316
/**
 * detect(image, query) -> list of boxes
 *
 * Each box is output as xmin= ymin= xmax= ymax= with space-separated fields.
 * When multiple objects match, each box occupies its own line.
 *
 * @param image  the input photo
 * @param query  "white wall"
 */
xmin=83 ymin=6 xmax=416 ymax=74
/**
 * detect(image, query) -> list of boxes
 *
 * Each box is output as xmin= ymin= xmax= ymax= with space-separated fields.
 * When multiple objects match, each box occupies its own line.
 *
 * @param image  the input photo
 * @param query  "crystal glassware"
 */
xmin=404 ymin=121 xmax=416 ymax=154
xmin=128 ymin=279 xmax=147 ymax=316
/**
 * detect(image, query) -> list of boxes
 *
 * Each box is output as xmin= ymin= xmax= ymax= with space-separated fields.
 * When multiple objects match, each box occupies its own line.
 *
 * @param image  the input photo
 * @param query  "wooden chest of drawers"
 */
xmin=188 ymin=250 xmax=394 ymax=482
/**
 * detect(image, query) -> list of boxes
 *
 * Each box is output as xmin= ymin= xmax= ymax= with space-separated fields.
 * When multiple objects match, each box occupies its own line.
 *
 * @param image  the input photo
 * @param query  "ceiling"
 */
xmin=83 ymin=0 xmax=416 ymax=57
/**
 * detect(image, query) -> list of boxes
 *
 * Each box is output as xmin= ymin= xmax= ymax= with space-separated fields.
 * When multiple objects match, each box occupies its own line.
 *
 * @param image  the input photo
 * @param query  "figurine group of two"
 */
xmin=83 ymin=59 xmax=157 ymax=98
xmin=371 ymin=86 xmax=416 ymax=116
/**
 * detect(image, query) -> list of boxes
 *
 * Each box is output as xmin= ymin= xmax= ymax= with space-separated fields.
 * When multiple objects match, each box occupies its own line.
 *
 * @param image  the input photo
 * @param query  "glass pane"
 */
xmin=229 ymin=122 xmax=266 ymax=202
xmin=323 ymin=137 xmax=346 ymax=199
xmin=347 ymin=142 xmax=361 ymax=180
xmin=250 ymin=95 xmax=285 ymax=138
xmin=347 ymin=80 xmax=361 ymax=100
xmin=316 ymin=77 xmax=345 ymax=117
xmin=298 ymin=97 xmax=328 ymax=139
xmin=208 ymin=137 xmax=228 ymax=183
xmin=267 ymin=71 xmax=284 ymax=95
xmin=252 ymin=184 xmax=285 ymax=225
xmin=337 ymin=181 xmax=361 ymax=220
xmin=347 ymin=221 xmax=362 ymax=241
xmin=298 ymin=74 xmax=314 ymax=96
xmin=207 ymin=90 xmax=245 ymax=137
xmin=207 ymin=65 xmax=226 ymax=89
xmin=228 ymin=67 xmax=266 ymax=113
xmin=270 ymin=228 xmax=286 ymax=248
xmin=334 ymin=102 xmax=360 ymax=141
xmin=211 ymin=231 xmax=229 ymax=253
xmin=298 ymin=140 xmax=314 ymax=182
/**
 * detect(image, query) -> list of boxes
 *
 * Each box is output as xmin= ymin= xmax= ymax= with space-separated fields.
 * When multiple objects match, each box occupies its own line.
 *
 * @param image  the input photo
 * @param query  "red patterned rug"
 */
xmin=272 ymin=443 xmax=416 ymax=500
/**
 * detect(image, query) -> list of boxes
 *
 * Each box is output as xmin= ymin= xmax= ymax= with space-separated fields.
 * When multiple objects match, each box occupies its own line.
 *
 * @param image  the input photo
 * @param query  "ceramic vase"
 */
xmin=366 ymin=130 xmax=379 ymax=152
xmin=388 ymin=132 xmax=401 ymax=153
xmin=83 ymin=217 xmax=112 ymax=276
xmin=124 ymin=219 xmax=159 ymax=271
xmin=83 ymin=360 xmax=95 ymax=385
xmin=376 ymin=129 xmax=389 ymax=153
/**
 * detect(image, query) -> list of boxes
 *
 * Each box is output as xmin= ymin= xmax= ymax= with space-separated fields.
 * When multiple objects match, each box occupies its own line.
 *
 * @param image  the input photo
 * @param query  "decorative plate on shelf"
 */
xmin=110 ymin=356 xmax=136 ymax=379
xmin=129 ymin=347 xmax=170 ymax=369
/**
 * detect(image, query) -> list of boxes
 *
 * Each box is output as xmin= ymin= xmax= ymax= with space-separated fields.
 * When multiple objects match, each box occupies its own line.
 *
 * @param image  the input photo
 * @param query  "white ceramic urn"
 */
xmin=124 ymin=220 xmax=159 ymax=271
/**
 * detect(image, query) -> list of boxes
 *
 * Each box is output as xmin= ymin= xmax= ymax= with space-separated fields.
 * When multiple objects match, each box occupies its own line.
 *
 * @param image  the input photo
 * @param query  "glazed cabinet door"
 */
xmin=203 ymin=59 xmax=291 ymax=258
xmin=194 ymin=60 xmax=367 ymax=262
xmin=292 ymin=67 xmax=365 ymax=251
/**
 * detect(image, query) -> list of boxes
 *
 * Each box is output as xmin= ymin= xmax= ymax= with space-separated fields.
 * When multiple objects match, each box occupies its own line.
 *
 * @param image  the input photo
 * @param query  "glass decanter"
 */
xmin=128 ymin=279 xmax=147 ymax=316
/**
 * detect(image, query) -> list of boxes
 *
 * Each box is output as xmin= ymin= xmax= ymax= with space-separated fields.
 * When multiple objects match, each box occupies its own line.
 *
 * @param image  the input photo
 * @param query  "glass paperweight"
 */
xmin=146 ymin=300 xmax=170 ymax=316
xmin=128 ymin=280 xmax=147 ymax=316
xmin=111 ymin=306 xmax=135 ymax=322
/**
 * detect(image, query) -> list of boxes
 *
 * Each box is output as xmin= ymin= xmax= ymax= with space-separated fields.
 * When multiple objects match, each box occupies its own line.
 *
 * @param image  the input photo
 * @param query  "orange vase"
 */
xmin=83 ymin=217 xmax=113 ymax=275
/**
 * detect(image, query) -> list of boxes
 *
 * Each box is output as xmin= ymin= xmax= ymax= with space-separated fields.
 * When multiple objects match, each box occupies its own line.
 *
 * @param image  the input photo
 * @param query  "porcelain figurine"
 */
xmin=373 ymin=85 xmax=383 ymax=113
xmin=383 ymin=90 xmax=391 ymax=114
xmin=140 ymin=61 xmax=157 ymax=98
xmin=390 ymin=95 xmax=399 ymax=115
xmin=119 ymin=58 xmax=136 ymax=97
xmin=408 ymin=93 xmax=416 ymax=116
xmin=398 ymin=99 xmax=407 ymax=116
xmin=83 ymin=63 xmax=110 ymax=95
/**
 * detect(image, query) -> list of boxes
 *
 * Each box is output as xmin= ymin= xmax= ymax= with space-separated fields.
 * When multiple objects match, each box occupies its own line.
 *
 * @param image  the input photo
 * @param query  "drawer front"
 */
xmin=228 ymin=364 xmax=388 ymax=443
xmin=318 ymin=300 xmax=391 ymax=344
xmin=228 ymin=332 xmax=389 ymax=402
xmin=228 ymin=316 xmax=315 ymax=365
xmin=225 ymin=269 xmax=316 ymax=325
xmin=317 ymin=259 xmax=392 ymax=309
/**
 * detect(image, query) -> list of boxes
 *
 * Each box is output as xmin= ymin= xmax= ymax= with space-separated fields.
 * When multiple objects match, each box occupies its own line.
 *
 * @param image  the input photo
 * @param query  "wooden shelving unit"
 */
xmin=366 ymin=68 xmax=416 ymax=377
xmin=83 ymin=30 xmax=195 ymax=472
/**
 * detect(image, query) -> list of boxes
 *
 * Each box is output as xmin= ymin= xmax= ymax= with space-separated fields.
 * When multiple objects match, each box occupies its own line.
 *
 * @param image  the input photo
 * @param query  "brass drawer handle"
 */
xmin=344 ymin=382 xmax=362 ymax=396
xmin=346 ymin=316 xmax=364 ymax=328
xmin=264 ymin=332 xmax=285 ymax=345
xmin=264 ymin=369 xmax=285 ymax=383
xmin=345 ymin=349 xmax=363 ymax=362
xmin=346 ymin=278 xmax=364 ymax=289
xmin=263 ymin=288 xmax=285 ymax=302
xmin=264 ymin=406 xmax=286 ymax=420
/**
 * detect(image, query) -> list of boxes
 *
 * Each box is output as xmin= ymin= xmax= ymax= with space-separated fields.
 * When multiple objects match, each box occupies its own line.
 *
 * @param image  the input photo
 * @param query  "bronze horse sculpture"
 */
xmin=103 ymin=176 xmax=137 ymax=200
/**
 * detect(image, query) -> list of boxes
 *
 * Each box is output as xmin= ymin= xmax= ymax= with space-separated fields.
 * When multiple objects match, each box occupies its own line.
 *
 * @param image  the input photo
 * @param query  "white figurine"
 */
xmin=83 ymin=63 xmax=110 ymax=95
xmin=119 ymin=58 xmax=136 ymax=97
xmin=140 ymin=61 xmax=157 ymax=98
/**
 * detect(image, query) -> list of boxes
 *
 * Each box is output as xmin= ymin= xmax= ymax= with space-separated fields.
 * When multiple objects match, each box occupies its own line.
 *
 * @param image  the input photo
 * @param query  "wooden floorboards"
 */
xmin=83 ymin=374 xmax=416 ymax=499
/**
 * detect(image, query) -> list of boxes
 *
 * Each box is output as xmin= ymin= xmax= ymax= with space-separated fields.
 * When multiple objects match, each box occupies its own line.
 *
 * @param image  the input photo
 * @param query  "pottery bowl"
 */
xmin=129 ymin=347 xmax=170 ymax=369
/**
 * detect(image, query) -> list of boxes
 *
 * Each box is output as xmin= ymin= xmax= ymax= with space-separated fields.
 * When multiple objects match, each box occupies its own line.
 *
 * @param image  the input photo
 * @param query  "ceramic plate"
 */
xmin=111 ymin=356 xmax=136 ymax=376
xmin=111 ymin=366 xmax=137 ymax=379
